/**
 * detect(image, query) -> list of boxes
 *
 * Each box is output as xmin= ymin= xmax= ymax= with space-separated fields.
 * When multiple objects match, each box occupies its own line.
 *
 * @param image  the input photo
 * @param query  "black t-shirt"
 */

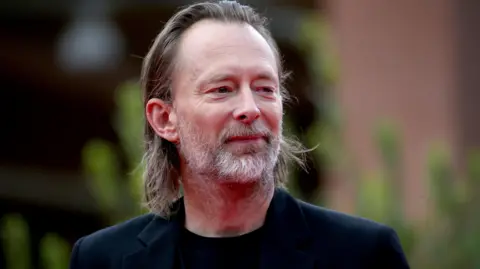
xmin=177 ymin=226 xmax=263 ymax=269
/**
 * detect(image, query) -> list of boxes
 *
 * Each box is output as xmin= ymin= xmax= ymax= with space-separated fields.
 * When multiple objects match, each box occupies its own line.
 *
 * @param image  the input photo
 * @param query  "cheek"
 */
xmin=261 ymin=103 xmax=283 ymax=134
xmin=189 ymin=108 xmax=226 ymax=136
xmin=177 ymin=101 xmax=224 ymax=129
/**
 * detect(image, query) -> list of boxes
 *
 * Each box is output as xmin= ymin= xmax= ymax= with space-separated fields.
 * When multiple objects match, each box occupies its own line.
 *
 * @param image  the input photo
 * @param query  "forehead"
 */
xmin=174 ymin=20 xmax=278 ymax=84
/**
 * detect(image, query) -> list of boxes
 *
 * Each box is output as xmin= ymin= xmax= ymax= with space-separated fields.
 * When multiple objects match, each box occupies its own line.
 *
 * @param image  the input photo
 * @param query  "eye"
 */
xmin=216 ymin=86 xmax=231 ymax=93
xmin=257 ymin=87 xmax=275 ymax=94
xmin=205 ymin=85 xmax=235 ymax=99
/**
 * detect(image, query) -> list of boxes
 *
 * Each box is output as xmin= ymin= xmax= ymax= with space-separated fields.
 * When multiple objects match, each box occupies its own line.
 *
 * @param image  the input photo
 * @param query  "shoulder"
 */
xmin=298 ymin=199 xmax=388 ymax=238
xmin=69 ymin=214 xmax=161 ymax=269
xmin=78 ymin=213 xmax=156 ymax=250
xmin=296 ymin=199 xmax=409 ymax=267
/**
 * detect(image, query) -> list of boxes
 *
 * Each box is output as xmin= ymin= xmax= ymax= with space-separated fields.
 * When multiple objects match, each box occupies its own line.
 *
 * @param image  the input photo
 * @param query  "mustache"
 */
xmin=220 ymin=122 xmax=274 ymax=143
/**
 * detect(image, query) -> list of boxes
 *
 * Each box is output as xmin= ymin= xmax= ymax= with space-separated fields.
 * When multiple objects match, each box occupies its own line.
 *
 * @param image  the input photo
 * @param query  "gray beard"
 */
xmin=177 ymin=120 xmax=280 ymax=184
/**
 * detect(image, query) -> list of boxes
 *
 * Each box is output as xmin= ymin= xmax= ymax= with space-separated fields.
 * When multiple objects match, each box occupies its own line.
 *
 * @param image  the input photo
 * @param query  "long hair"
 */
xmin=140 ymin=1 xmax=307 ymax=217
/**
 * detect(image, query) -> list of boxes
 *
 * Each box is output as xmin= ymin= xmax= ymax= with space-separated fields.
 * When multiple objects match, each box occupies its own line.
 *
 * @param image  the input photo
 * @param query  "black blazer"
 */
xmin=69 ymin=189 xmax=409 ymax=269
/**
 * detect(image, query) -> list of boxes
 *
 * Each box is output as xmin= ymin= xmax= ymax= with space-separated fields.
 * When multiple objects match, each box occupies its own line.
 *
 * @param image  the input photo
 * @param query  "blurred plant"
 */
xmin=294 ymin=13 xmax=349 ymax=205
xmin=82 ymin=80 xmax=145 ymax=225
xmin=355 ymin=121 xmax=416 ymax=255
xmin=298 ymin=12 xmax=480 ymax=268
xmin=410 ymin=148 xmax=480 ymax=268
xmin=298 ymin=15 xmax=339 ymax=87
xmin=353 ymin=120 xmax=480 ymax=268
xmin=299 ymin=14 xmax=341 ymax=169
xmin=39 ymin=233 xmax=70 ymax=269
xmin=1 ymin=214 xmax=30 ymax=269
xmin=1 ymin=214 xmax=70 ymax=269
xmin=0 ymin=80 xmax=144 ymax=269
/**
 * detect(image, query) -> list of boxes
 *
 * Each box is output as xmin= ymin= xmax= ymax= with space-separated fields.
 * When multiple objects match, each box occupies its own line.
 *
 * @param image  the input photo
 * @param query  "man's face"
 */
xmin=171 ymin=20 xmax=283 ymax=183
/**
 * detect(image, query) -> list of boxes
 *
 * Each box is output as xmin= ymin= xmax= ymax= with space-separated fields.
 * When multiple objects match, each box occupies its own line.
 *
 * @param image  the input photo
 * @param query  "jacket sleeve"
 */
xmin=69 ymin=237 xmax=85 ymax=269
xmin=372 ymin=226 xmax=410 ymax=269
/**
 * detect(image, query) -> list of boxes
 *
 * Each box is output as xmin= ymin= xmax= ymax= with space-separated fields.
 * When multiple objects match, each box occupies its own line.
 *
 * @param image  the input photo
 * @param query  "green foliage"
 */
xmin=299 ymin=14 xmax=343 ymax=169
xmin=298 ymin=15 xmax=339 ymax=87
xmin=299 ymin=11 xmax=480 ymax=268
xmin=407 ymin=144 xmax=480 ymax=268
xmin=82 ymin=80 xmax=146 ymax=224
xmin=82 ymin=139 xmax=122 ymax=223
xmin=467 ymin=151 xmax=480 ymax=188
xmin=1 ymin=214 xmax=30 ymax=269
xmin=356 ymin=120 xmax=480 ymax=268
xmin=39 ymin=233 xmax=70 ymax=269
xmin=427 ymin=144 xmax=456 ymax=215
xmin=375 ymin=120 xmax=402 ymax=169
xmin=0 ymin=81 xmax=144 ymax=269
xmin=114 ymin=81 xmax=145 ymax=207
xmin=113 ymin=81 xmax=145 ymax=168
xmin=356 ymin=171 xmax=390 ymax=221
xmin=355 ymin=121 xmax=416 ymax=255
xmin=1 ymin=214 xmax=70 ymax=269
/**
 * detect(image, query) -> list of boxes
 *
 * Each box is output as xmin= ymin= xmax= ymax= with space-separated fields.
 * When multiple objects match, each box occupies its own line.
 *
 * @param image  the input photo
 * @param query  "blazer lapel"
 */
xmin=122 ymin=189 xmax=322 ymax=269
xmin=122 ymin=202 xmax=185 ymax=269
xmin=260 ymin=189 xmax=317 ymax=269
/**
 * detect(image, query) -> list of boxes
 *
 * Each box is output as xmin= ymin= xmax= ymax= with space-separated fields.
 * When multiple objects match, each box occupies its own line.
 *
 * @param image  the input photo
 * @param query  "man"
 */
xmin=69 ymin=1 xmax=410 ymax=268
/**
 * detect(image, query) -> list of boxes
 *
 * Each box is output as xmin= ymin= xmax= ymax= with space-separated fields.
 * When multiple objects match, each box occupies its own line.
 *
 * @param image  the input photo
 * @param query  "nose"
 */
xmin=233 ymin=90 xmax=260 ymax=124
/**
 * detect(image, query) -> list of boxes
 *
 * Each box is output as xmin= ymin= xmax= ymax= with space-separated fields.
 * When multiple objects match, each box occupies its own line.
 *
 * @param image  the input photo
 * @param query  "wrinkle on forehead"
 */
xmin=174 ymin=20 xmax=278 ymax=84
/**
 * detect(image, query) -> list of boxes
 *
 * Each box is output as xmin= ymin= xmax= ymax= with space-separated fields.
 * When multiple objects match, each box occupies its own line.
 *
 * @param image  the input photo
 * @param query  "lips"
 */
xmin=226 ymin=134 xmax=266 ymax=143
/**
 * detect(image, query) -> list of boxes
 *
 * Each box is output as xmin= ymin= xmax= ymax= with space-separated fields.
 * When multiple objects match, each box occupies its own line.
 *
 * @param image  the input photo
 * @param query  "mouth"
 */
xmin=225 ymin=134 xmax=267 ymax=143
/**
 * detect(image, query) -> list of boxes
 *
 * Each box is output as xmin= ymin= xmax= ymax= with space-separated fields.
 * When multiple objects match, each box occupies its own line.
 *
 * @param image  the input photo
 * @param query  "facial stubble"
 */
xmin=176 ymin=116 xmax=281 ymax=186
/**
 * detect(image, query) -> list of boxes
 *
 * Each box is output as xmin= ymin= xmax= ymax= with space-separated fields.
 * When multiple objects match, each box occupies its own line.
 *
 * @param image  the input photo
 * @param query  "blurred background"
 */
xmin=1 ymin=0 xmax=480 ymax=268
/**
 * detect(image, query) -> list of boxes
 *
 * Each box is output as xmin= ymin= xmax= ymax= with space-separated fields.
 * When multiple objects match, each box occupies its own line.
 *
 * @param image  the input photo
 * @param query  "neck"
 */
xmin=182 ymin=175 xmax=274 ymax=237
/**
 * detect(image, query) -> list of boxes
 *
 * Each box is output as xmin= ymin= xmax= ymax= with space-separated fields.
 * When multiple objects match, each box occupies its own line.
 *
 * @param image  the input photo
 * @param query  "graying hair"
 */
xmin=140 ymin=0 xmax=307 ymax=217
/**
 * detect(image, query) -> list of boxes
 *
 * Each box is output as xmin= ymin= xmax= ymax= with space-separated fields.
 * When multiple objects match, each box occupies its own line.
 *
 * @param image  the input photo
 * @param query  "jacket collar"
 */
xmin=122 ymin=188 xmax=316 ymax=269
xmin=122 ymin=201 xmax=185 ymax=269
xmin=259 ymin=188 xmax=316 ymax=269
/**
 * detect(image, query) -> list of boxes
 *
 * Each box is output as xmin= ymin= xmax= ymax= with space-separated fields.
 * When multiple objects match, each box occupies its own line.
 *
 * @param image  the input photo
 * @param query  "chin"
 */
xmin=217 ymin=174 xmax=261 ymax=184
xmin=217 ymin=167 xmax=274 ymax=186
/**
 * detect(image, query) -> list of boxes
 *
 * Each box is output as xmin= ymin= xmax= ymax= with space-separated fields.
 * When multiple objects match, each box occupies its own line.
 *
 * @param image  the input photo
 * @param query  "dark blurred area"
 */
xmin=1 ymin=0 xmax=480 ymax=268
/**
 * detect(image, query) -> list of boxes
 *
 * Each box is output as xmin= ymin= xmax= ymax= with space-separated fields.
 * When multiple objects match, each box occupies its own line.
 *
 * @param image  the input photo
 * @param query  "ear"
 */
xmin=146 ymin=98 xmax=179 ymax=143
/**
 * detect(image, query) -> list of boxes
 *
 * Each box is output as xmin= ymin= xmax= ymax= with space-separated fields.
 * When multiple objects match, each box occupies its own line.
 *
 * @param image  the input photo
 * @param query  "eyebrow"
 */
xmin=197 ymin=70 xmax=278 ymax=89
xmin=204 ymin=73 xmax=235 ymax=84
xmin=253 ymin=72 xmax=278 ymax=83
